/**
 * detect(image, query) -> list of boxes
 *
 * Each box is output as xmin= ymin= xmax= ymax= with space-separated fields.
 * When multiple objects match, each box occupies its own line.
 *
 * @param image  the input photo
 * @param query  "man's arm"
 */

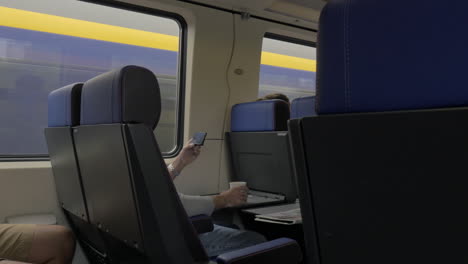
xmin=179 ymin=186 xmax=248 ymax=217
xmin=213 ymin=187 xmax=248 ymax=209
xmin=167 ymin=139 xmax=201 ymax=179
xmin=169 ymin=139 xmax=248 ymax=216
xmin=179 ymin=193 xmax=215 ymax=217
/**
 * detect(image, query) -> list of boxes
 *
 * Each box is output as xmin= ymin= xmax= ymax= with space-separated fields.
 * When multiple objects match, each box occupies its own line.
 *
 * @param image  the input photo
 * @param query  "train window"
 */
xmin=0 ymin=0 xmax=184 ymax=159
xmin=259 ymin=35 xmax=316 ymax=101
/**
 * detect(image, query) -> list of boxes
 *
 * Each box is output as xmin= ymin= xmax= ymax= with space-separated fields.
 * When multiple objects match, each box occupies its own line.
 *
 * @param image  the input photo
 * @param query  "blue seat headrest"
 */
xmin=48 ymin=83 xmax=83 ymax=127
xmin=231 ymin=100 xmax=290 ymax=132
xmin=317 ymin=0 xmax=468 ymax=114
xmin=80 ymin=65 xmax=161 ymax=129
xmin=291 ymin=96 xmax=316 ymax=118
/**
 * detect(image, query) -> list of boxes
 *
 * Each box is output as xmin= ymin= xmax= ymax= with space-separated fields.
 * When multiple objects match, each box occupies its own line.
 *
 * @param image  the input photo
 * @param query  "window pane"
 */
xmin=0 ymin=0 xmax=182 ymax=156
xmin=259 ymin=37 xmax=316 ymax=101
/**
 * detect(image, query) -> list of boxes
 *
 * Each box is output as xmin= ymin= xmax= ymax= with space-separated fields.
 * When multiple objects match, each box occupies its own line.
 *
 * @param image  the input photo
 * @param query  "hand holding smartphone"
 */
xmin=192 ymin=132 xmax=207 ymax=146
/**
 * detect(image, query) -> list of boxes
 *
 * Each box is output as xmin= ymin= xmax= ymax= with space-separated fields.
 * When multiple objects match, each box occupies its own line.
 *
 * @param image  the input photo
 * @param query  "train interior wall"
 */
xmin=0 ymin=2 xmax=316 ymax=261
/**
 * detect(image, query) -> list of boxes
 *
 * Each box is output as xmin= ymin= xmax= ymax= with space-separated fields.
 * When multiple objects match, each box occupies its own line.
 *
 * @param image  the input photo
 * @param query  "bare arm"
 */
xmin=168 ymin=139 xmax=201 ymax=179
xmin=178 ymin=186 xmax=248 ymax=217
xmin=170 ymin=139 xmax=247 ymax=214
xmin=212 ymin=186 xmax=249 ymax=209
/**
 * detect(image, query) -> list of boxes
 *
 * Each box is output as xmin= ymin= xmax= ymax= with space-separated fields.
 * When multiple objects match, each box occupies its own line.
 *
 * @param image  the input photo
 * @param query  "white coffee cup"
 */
xmin=229 ymin=181 xmax=247 ymax=189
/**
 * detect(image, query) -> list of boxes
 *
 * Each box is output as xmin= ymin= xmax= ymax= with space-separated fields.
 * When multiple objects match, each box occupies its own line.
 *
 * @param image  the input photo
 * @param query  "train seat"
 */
xmin=230 ymin=100 xmax=290 ymax=132
xmin=290 ymin=96 xmax=316 ymax=119
xmin=227 ymin=100 xmax=297 ymax=204
xmin=46 ymin=83 xmax=86 ymax=220
xmin=288 ymin=0 xmax=468 ymax=264
xmin=75 ymin=65 xmax=302 ymax=264
xmin=46 ymin=83 xmax=109 ymax=263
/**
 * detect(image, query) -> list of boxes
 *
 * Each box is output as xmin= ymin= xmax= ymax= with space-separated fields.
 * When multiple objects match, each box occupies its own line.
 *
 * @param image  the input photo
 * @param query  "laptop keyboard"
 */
xmin=247 ymin=194 xmax=276 ymax=204
xmin=247 ymin=190 xmax=285 ymax=205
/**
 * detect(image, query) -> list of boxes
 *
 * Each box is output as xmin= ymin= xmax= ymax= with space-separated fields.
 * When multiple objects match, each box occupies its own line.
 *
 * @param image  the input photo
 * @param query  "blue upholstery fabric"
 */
xmin=231 ymin=100 xmax=290 ymax=132
xmin=216 ymin=238 xmax=301 ymax=264
xmin=80 ymin=65 xmax=161 ymax=129
xmin=291 ymin=96 xmax=316 ymax=118
xmin=48 ymin=83 xmax=83 ymax=127
xmin=317 ymin=0 xmax=468 ymax=114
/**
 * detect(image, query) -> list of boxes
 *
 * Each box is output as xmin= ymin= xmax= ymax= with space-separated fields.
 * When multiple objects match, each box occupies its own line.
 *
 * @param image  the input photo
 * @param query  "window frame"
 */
xmin=0 ymin=0 xmax=187 ymax=161
xmin=264 ymin=32 xmax=316 ymax=49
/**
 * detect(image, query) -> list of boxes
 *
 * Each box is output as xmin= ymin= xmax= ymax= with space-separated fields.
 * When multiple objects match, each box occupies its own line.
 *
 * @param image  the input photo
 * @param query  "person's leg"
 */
xmin=0 ymin=224 xmax=75 ymax=264
xmin=28 ymin=225 xmax=75 ymax=264
xmin=0 ymin=224 xmax=36 ymax=263
xmin=199 ymin=224 xmax=267 ymax=257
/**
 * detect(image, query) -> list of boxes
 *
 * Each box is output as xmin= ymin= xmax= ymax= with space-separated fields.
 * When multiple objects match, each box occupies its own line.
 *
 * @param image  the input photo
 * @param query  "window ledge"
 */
xmin=0 ymin=161 xmax=52 ymax=170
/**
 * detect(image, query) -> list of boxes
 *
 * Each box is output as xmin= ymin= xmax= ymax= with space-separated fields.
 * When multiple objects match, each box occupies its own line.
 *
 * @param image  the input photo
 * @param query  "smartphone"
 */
xmin=192 ymin=132 xmax=207 ymax=146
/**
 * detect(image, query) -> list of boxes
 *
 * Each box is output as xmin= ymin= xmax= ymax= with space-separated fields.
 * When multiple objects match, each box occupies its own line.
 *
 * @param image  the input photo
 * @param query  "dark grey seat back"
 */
xmin=228 ymin=100 xmax=297 ymax=202
xmin=46 ymin=83 xmax=113 ymax=263
xmin=76 ymin=66 xmax=208 ymax=264
xmin=288 ymin=0 xmax=468 ymax=263
xmin=46 ymin=83 xmax=87 ymax=220
xmin=290 ymin=110 xmax=468 ymax=264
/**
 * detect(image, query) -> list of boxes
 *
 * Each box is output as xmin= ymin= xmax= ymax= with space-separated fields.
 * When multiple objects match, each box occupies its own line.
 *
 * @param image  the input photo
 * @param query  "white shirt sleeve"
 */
xmin=178 ymin=193 xmax=215 ymax=217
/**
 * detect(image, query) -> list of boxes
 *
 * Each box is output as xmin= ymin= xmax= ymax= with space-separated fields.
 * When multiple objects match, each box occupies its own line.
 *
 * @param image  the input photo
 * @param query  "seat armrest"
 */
xmin=190 ymin=214 xmax=214 ymax=234
xmin=216 ymin=238 xmax=302 ymax=264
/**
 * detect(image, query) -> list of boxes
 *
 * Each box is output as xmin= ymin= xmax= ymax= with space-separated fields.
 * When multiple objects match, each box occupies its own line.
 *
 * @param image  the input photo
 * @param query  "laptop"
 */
xmin=226 ymin=131 xmax=298 ymax=207
xmin=246 ymin=189 xmax=285 ymax=206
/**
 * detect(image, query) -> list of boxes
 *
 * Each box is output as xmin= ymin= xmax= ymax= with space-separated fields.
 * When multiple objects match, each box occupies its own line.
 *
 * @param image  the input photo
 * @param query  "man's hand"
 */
xmin=178 ymin=139 xmax=201 ymax=167
xmin=169 ymin=139 xmax=201 ymax=179
xmin=213 ymin=186 xmax=249 ymax=209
